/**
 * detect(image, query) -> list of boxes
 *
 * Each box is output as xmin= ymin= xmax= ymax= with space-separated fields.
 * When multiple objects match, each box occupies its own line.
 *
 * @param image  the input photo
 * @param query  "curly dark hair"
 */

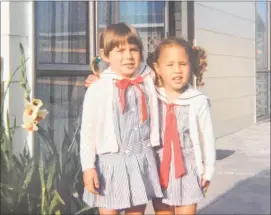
xmin=146 ymin=37 xmax=208 ymax=87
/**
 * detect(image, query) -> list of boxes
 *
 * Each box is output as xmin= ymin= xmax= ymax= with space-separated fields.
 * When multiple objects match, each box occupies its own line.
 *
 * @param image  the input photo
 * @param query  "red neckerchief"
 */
xmin=115 ymin=75 xmax=147 ymax=123
xmin=160 ymin=102 xmax=186 ymax=189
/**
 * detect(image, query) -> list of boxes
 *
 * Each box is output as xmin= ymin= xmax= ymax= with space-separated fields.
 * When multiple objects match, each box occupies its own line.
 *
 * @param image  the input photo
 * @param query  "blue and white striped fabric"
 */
xmin=155 ymin=103 xmax=204 ymax=206
xmin=83 ymin=83 xmax=163 ymax=210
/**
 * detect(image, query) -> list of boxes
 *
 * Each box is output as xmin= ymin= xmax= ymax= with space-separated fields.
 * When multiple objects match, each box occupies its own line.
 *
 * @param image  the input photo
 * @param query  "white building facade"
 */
xmin=1 ymin=1 xmax=270 ymax=154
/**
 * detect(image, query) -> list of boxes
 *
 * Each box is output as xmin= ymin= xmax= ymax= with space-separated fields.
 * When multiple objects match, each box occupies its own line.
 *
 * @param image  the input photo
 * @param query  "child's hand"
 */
xmin=84 ymin=74 xmax=100 ymax=88
xmin=201 ymin=178 xmax=210 ymax=194
xmin=83 ymin=168 xmax=100 ymax=194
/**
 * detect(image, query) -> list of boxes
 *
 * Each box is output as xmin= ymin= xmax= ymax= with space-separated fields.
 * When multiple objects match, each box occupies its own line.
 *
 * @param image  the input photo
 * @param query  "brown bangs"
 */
xmin=102 ymin=23 xmax=143 ymax=59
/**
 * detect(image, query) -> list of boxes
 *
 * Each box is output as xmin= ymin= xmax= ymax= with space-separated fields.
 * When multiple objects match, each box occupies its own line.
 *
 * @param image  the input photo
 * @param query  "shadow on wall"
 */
xmin=199 ymin=169 xmax=271 ymax=214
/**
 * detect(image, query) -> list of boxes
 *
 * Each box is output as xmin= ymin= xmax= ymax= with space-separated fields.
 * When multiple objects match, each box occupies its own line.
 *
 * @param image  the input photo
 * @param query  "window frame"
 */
xmin=255 ymin=0 xmax=270 ymax=72
xmin=34 ymin=1 xmax=94 ymax=76
xmin=34 ymin=1 xmax=190 ymax=76
xmin=94 ymin=1 xmax=170 ymax=55
xmin=268 ymin=1 xmax=270 ymax=71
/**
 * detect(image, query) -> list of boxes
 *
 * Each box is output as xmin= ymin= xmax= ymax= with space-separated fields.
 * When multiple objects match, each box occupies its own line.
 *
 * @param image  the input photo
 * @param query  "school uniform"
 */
xmin=155 ymin=85 xmax=216 ymax=206
xmin=80 ymin=64 xmax=163 ymax=210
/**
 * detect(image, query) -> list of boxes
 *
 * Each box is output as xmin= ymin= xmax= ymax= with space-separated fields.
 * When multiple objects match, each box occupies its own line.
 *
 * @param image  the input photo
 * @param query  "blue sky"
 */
xmin=257 ymin=1 xmax=268 ymax=24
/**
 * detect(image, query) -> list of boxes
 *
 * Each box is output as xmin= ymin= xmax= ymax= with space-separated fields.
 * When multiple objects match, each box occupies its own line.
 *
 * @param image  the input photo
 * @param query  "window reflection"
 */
xmin=36 ymin=1 xmax=89 ymax=65
xmin=36 ymin=76 xmax=86 ymax=147
xmin=256 ymin=1 xmax=268 ymax=70
xmin=97 ymin=1 xmax=165 ymax=58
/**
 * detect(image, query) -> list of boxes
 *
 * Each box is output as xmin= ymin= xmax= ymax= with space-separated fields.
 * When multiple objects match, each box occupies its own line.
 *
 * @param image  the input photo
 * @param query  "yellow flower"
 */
xmin=32 ymin=99 xmax=43 ymax=108
xmin=24 ymin=98 xmax=44 ymax=119
xmin=35 ymin=109 xmax=49 ymax=123
xmin=22 ymin=113 xmax=39 ymax=132
xmin=22 ymin=99 xmax=48 ymax=132
xmin=24 ymin=103 xmax=39 ymax=119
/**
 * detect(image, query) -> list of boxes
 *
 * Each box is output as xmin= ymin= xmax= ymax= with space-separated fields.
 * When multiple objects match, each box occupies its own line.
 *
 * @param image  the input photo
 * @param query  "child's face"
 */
xmin=154 ymin=45 xmax=190 ymax=92
xmin=104 ymin=43 xmax=141 ymax=78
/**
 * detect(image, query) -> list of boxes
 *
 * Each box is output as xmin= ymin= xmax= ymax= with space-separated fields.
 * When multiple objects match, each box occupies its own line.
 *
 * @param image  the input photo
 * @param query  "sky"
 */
xmin=257 ymin=1 xmax=268 ymax=24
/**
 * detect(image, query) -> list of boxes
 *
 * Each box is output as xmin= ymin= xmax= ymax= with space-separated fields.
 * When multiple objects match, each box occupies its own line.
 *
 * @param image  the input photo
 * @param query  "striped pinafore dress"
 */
xmin=155 ymin=99 xmax=204 ymax=206
xmin=83 ymin=79 xmax=163 ymax=210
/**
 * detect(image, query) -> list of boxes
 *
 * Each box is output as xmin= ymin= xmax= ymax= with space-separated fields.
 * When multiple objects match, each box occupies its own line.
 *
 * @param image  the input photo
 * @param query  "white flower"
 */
xmin=35 ymin=109 xmax=49 ymax=123
xmin=22 ymin=114 xmax=39 ymax=132
xmin=21 ymin=99 xmax=48 ymax=132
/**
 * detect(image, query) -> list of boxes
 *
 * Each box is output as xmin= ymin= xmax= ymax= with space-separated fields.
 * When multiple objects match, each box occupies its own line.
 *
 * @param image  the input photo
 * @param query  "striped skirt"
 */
xmin=155 ymin=148 xmax=205 ymax=206
xmin=83 ymin=148 xmax=163 ymax=210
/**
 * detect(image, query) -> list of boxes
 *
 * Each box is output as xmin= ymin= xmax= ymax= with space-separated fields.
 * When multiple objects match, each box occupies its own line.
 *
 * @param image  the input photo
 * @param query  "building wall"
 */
xmin=1 ymin=1 xmax=258 ymax=152
xmin=1 ymin=2 xmax=35 ymax=155
xmin=194 ymin=2 xmax=256 ymax=138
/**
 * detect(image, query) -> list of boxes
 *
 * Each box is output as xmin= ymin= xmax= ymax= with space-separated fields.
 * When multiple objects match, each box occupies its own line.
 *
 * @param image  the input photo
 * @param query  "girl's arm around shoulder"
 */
xmin=142 ymin=64 xmax=156 ymax=83
xmin=196 ymin=97 xmax=216 ymax=181
xmin=80 ymin=80 xmax=107 ymax=171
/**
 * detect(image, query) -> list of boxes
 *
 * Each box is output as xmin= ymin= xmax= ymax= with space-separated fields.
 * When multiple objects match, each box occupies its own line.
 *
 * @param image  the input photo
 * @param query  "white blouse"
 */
xmin=80 ymin=64 xmax=160 ymax=171
xmin=156 ymin=86 xmax=216 ymax=181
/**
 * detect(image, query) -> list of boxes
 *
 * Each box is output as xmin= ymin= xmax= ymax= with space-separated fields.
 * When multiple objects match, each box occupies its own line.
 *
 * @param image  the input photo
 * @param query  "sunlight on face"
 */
xmin=104 ymin=43 xmax=141 ymax=78
xmin=154 ymin=45 xmax=191 ymax=92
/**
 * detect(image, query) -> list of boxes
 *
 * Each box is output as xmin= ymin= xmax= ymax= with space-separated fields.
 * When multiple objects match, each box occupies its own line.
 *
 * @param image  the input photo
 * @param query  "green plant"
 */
xmin=1 ymin=43 xmax=96 ymax=214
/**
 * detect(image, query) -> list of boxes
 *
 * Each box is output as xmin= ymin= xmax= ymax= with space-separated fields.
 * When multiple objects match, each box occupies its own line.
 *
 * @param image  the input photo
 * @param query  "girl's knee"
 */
xmin=125 ymin=204 xmax=146 ymax=215
xmin=99 ymin=208 xmax=119 ymax=215
xmin=152 ymin=198 xmax=173 ymax=215
xmin=174 ymin=203 xmax=197 ymax=215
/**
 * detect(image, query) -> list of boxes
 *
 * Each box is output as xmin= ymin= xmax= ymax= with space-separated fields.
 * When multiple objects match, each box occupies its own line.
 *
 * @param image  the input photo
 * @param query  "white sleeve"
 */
xmin=142 ymin=65 xmax=156 ymax=83
xmin=80 ymin=84 xmax=100 ymax=171
xmin=197 ymin=98 xmax=216 ymax=181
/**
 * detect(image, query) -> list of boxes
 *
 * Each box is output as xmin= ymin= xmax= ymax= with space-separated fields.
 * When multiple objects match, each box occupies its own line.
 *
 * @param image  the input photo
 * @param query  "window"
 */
xmin=97 ymin=1 xmax=166 ymax=58
xmin=35 ymin=1 xmax=188 ymax=146
xmin=36 ymin=1 xmax=90 ymax=70
xmin=35 ymin=1 xmax=90 ymax=147
xmin=255 ymin=1 xmax=270 ymax=120
xmin=255 ymin=1 xmax=270 ymax=70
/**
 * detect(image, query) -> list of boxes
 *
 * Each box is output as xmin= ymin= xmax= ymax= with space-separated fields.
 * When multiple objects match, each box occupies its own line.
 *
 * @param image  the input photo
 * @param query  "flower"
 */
xmin=35 ymin=110 xmax=48 ymax=123
xmin=31 ymin=99 xmax=43 ymax=108
xmin=22 ymin=116 xmax=39 ymax=131
xmin=22 ymin=98 xmax=48 ymax=132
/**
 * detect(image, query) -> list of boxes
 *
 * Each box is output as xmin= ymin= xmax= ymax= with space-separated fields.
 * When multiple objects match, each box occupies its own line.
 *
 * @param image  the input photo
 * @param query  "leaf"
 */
xmin=1 ymin=149 xmax=12 ymax=171
xmin=23 ymin=143 xmax=31 ymax=159
xmin=59 ymin=129 xmax=71 ymax=174
xmin=48 ymin=190 xmax=65 ymax=215
xmin=16 ymin=158 xmax=34 ymax=190
xmin=1 ymin=188 xmax=10 ymax=205
xmin=46 ymin=161 xmax=56 ymax=191
xmin=19 ymin=152 xmax=27 ymax=165
xmin=39 ymin=158 xmax=47 ymax=215
xmin=22 ymin=160 xmax=35 ymax=189
xmin=1 ymin=56 xmax=29 ymax=112
xmin=41 ymin=187 xmax=46 ymax=215
xmin=37 ymin=127 xmax=54 ymax=154
xmin=12 ymin=155 xmax=23 ymax=174
xmin=75 ymin=205 xmax=91 ymax=215
xmin=55 ymin=210 xmax=61 ymax=215
xmin=19 ymin=42 xmax=25 ymax=55
xmin=39 ymin=159 xmax=45 ymax=188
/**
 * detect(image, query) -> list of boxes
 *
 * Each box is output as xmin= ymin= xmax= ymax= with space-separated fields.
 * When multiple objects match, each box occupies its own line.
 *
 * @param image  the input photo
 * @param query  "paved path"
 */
xmin=145 ymin=121 xmax=270 ymax=214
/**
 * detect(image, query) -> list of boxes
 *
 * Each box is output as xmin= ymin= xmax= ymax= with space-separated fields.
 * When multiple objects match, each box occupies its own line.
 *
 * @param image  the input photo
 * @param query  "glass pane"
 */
xmin=36 ymin=1 xmax=89 ymax=65
xmin=97 ymin=1 xmax=165 ymax=59
xmin=256 ymin=1 xmax=268 ymax=70
xmin=36 ymin=76 xmax=86 ymax=149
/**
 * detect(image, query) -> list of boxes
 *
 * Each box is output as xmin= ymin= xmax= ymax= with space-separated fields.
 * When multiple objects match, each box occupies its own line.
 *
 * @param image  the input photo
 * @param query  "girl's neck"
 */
xmin=110 ymin=67 xmax=136 ymax=79
xmin=164 ymin=85 xmax=188 ymax=103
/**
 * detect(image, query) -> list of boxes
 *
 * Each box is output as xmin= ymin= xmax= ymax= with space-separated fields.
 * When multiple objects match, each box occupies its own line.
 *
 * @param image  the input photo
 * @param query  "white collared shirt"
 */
xmin=80 ymin=63 xmax=160 ymax=171
xmin=156 ymin=85 xmax=216 ymax=181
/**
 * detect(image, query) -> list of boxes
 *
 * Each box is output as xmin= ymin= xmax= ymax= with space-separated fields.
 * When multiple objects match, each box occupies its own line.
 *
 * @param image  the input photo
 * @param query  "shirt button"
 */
xmin=134 ymin=127 xmax=138 ymax=131
xmin=125 ymin=150 xmax=129 ymax=154
xmin=131 ymin=108 xmax=136 ymax=112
